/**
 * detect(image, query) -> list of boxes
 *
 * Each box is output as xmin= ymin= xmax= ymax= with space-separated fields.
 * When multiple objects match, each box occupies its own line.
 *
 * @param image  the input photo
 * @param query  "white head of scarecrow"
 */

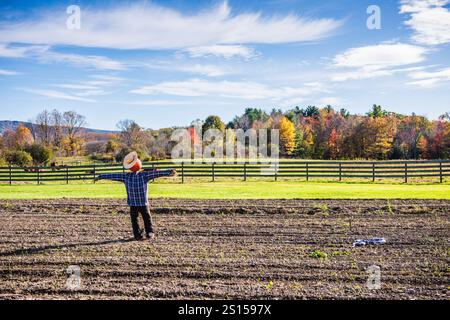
xmin=123 ymin=151 xmax=142 ymax=172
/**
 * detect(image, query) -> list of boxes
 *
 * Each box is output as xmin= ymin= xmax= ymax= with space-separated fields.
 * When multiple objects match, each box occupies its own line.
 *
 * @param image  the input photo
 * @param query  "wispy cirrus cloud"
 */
xmin=182 ymin=45 xmax=257 ymax=59
xmin=21 ymin=88 xmax=96 ymax=102
xmin=0 ymin=69 xmax=20 ymax=75
xmin=0 ymin=2 xmax=343 ymax=50
xmin=330 ymin=42 xmax=429 ymax=81
xmin=0 ymin=43 xmax=126 ymax=70
xmin=128 ymin=100 xmax=193 ymax=106
xmin=53 ymin=84 xmax=98 ymax=90
xmin=332 ymin=43 xmax=428 ymax=69
xmin=407 ymin=66 xmax=450 ymax=87
xmin=48 ymin=74 xmax=124 ymax=99
xmin=400 ymin=0 xmax=450 ymax=45
xmin=144 ymin=60 xmax=229 ymax=77
xmin=319 ymin=97 xmax=342 ymax=106
xmin=85 ymin=74 xmax=125 ymax=86
xmin=0 ymin=43 xmax=47 ymax=58
xmin=130 ymin=78 xmax=327 ymax=102
xmin=54 ymin=76 xmax=123 ymax=91
xmin=177 ymin=64 xmax=227 ymax=77
xmin=38 ymin=51 xmax=126 ymax=70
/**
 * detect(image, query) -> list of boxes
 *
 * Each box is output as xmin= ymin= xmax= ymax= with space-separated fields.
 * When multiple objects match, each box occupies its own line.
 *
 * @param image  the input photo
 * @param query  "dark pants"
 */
xmin=129 ymin=206 xmax=154 ymax=239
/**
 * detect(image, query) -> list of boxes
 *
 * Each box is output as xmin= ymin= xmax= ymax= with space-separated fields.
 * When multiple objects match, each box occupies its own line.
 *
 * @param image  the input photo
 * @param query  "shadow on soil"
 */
xmin=0 ymin=238 xmax=135 ymax=257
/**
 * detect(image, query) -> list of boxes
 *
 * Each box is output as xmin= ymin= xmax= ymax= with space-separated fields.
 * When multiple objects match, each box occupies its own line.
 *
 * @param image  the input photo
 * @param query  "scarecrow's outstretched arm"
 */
xmin=142 ymin=169 xmax=176 ymax=182
xmin=95 ymin=173 xmax=126 ymax=182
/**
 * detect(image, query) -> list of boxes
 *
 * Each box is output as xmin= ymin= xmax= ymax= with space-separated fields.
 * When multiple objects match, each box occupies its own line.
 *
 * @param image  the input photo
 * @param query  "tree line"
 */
xmin=226 ymin=105 xmax=450 ymax=160
xmin=0 ymin=105 xmax=449 ymax=166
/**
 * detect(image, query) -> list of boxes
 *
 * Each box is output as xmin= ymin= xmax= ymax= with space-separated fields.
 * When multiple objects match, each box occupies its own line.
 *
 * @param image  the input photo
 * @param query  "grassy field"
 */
xmin=0 ymin=180 xmax=449 ymax=199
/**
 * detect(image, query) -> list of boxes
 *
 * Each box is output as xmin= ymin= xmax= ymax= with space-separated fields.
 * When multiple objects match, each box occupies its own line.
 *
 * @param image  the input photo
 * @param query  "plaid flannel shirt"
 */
xmin=97 ymin=170 xmax=172 ymax=206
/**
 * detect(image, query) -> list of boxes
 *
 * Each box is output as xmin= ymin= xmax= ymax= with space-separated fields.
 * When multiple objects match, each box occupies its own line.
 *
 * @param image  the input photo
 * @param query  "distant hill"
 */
xmin=0 ymin=120 xmax=117 ymax=135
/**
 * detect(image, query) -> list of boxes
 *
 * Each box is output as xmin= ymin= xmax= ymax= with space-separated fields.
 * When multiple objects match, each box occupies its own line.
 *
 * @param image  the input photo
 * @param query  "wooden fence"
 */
xmin=1 ymin=160 xmax=449 ymax=184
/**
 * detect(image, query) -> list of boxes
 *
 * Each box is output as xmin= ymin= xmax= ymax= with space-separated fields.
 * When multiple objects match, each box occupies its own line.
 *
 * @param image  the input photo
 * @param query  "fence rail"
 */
xmin=1 ymin=160 xmax=449 ymax=184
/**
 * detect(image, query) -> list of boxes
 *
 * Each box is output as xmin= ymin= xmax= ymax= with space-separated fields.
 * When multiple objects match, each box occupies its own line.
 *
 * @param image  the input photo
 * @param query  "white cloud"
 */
xmin=319 ymin=97 xmax=342 ymax=106
xmin=407 ymin=66 xmax=450 ymax=87
xmin=0 ymin=43 xmax=126 ymax=70
xmin=128 ymin=100 xmax=191 ymax=106
xmin=84 ymin=74 xmax=125 ymax=86
xmin=178 ymin=64 xmax=227 ymax=77
xmin=130 ymin=78 xmax=327 ymax=101
xmin=400 ymin=0 xmax=450 ymax=45
xmin=0 ymin=69 xmax=20 ymax=75
xmin=0 ymin=2 xmax=343 ymax=50
xmin=0 ymin=44 xmax=26 ymax=57
xmin=22 ymin=88 xmax=96 ymax=102
xmin=182 ymin=45 xmax=257 ymax=59
xmin=0 ymin=43 xmax=48 ymax=57
xmin=333 ymin=43 xmax=428 ymax=70
xmin=37 ymin=51 xmax=126 ymax=70
xmin=407 ymin=78 xmax=441 ymax=87
xmin=74 ymin=89 xmax=109 ymax=97
xmin=53 ymin=75 xmax=123 ymax=95
xmin=54 ymin=84 xmax=99 ymax=90
xmin=144 ymin=60 xmax=229 ymax=77
xmin=331 ymin=43 xmax=429 ymax=81
xmin=49 ymin=75 xmax=123 ymax=98
xmin=331 ymin=69 xmax=393 ymax=82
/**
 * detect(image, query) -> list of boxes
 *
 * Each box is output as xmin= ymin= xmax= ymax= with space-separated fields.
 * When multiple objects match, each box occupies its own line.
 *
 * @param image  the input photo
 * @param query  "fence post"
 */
xmin=243 ymin=162 xmax=247 ymax=181
xmin=404 ymin=162 xmax=408 ymax=183
xmin=339 ymin=162 xmax=342 ymax=181
xmin=212 ymin=162 xmax=215 ymax=182
xmin=181 ymin=161 xmax=184 ymax=183
xmin=66 ymin=166 xmax=69 ymax=184
xmin=372 ymin=163 xmax=375 ymax=182
xmin=93 ymin=164 xmax=96 ymax=184
xmin=274 ymin=162 xmax=278 ymax=181
xmin=37 ymin=166 xmax=40 ymax=185
xmin=152 ymin=163 xmax=155 ymax=182
xmin=306 ymin=162 xmax=309 ymax=181
xmin=439 ymin=161 xmax=443 ymax=183
xmin=9 ymin=165 xmax=12 ymax=185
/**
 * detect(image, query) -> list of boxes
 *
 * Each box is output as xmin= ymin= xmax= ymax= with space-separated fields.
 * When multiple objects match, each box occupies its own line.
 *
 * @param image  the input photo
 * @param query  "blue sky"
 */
xmin=0 ymin=0 xmax=449 ymax=130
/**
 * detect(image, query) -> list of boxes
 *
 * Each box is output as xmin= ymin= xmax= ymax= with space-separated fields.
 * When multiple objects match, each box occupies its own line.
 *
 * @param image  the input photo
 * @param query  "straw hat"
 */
xmin=123 ymin=151 xmax=142 ymax=172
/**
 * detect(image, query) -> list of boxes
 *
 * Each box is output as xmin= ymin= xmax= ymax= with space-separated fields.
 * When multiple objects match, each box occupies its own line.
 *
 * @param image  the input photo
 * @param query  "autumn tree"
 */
xmin=363 ymin=116 xmax=397 ymax=159
xmin=24 ymin=143 xmax=53 ymax=165
xmin=278 ymin=116 xmax=295 ymax=155
xmin=442 ymin=122 xmax=450 ymax=158
xmin=51 ymin=109 xmax=64 ymax=147
xmin=394 ymin=115 xmax=430 ymax=159
xmin=367 ymin=104 xmax=388 ymax=118
xmin=293 ymin=125 xmax=314 ymax=158
xmin=228 ymin=108 xmax=269 ymax=130
xmin=429 ymin=120 xmax=446 ymax=158
xmin=115 ymin=120 xmax=154 ymax=160
xmin=202 ymin=115 xmax=225 ymax=132
xmin=32 ymin=109 xmax=66 ymax=149
xmin=4 ymin=150 xmax=32 ymax=166
xmin=293 ymin=130 xmax=304 ymax=157
xmin=3 ymin=125 xmax=34 ymax=149
xmin=117 ymin=120 xmax=147 ymax=147
xmin=63 ymin=111 xmax=86 ymax=141
xmin=417 ymin=135 xmax=429 ymax=159
xmin=34 ymin=110 xmax=53 ymax=146
xmin=105 ymin=139 xmax=120 ymax=154
xmin=61 ymin=136 xmax=84 ymax=156
xmin=327 ymin=128 xmax=339 ymax=159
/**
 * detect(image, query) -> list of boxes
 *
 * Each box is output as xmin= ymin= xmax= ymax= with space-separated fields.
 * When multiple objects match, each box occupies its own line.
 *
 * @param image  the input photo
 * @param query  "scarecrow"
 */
xmin=95 ymin=151 xmax=176 ymax=241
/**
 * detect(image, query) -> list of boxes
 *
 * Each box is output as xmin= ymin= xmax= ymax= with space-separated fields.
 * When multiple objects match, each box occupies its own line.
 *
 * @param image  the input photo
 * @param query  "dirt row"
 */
xmin=2 ymin=198 xmax=450 ymax=215
xmin=0 ymin=199 xmax=448 ymax=299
